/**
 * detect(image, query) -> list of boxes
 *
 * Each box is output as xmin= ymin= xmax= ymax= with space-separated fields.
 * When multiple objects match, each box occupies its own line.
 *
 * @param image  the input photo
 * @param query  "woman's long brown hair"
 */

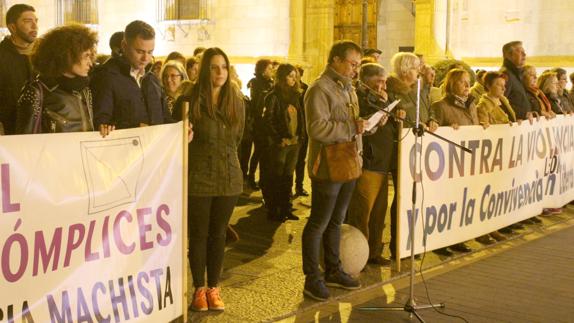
xmin=187 ymin=47 xmax=241 ymax=127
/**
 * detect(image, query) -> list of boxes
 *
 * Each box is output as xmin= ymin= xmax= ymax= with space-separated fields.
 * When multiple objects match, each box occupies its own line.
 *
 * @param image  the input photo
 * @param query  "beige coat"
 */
xmin=476 ymin=94 xmax=516 ymax=125
xmin=431 ymin=95 xmax=479 ymax=126
xmin=304 ymin=67 xmax=362 ymax=181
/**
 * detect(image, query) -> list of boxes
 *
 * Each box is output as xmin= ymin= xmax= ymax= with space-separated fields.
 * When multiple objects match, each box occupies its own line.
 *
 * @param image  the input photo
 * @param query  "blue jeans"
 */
xmin=302 ymin=179 xmax=357 ymax=280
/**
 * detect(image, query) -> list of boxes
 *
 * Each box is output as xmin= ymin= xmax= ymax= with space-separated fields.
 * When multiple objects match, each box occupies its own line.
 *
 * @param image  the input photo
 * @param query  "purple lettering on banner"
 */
xmin=109 ymin=278 xmax=130 ymax=322
xmin=1 ymin=164 xmax=20 ymax=213
xmin=47 ymin=291 xmax=73 ymax=323
xmin=33 ymin=227 xmax=63 ymax=276
xmin=424 ymin=142 xmax=445 ymax=181
xmin=136 ymin=208 xmax=153 ymax=250
xmin=127 ymin=275 xmax=140 ymax=318
xmin=76 ymin=287 xmax=94 ymax=323
xmin=84 ymin=220 xmax=100 ymax=262
xmin=102 ymin=215 xmax=111 ymax=258
xmin=137 ymin=271 xmax=154 ymax=315
xmin=149 ymin=268 xmax=164 ymax=310
xmin=113 ymin=211 xmax=135 ymax=255
xmin=156 ymin=204 xmax=172 ymax=246
xmin=1 ymin=232 xmax=28 ymax=282
xmin=92 ymin=282 xmax=111 ymax=323
xmin=64 ymin=223 xmax=86 ymax=267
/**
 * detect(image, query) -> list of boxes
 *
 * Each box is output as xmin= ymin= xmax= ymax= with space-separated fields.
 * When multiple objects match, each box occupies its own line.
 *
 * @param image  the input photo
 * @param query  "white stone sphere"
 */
xmin=339 ymin=224 xmax=369 ymax=276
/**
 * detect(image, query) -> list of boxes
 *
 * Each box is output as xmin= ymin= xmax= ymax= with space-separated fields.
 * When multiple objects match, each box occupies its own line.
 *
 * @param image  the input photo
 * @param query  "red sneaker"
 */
xmin=207 ymin=287 xmax=225 ymax=311
xmin=191 ymin=287 xmax=208 ymax=312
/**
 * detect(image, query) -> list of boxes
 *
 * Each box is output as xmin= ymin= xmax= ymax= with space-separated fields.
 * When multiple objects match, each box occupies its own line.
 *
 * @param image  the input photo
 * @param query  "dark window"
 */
xmin=57 ymin=0 xmax=99 ymax=25
xmin=157 ymin=0 xmax=210 ymax=22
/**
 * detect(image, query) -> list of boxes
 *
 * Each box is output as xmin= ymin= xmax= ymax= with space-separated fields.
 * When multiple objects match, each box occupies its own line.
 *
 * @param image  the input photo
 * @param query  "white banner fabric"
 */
xmin=398 ymin=116 xmax=574 ymax=256
xmin=0 ymin=123 xmax=184 ymax=322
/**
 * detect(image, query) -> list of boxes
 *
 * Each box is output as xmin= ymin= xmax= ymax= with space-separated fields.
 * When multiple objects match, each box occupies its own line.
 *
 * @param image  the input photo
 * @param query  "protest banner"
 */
xmin=398 ymin=116 xmax=574 ymax=256
xmin=0 ymin=123 xmax=184 ymax=322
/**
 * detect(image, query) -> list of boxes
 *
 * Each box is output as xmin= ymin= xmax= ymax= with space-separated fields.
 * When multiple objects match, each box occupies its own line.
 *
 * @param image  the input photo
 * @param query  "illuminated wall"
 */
xmin=376 ymin=0 xmax=415 ymax=70
xmin=11 ymin=0 xmax=290 ymax=58
xmin=416 ymin=0 xmax=574 ymax=69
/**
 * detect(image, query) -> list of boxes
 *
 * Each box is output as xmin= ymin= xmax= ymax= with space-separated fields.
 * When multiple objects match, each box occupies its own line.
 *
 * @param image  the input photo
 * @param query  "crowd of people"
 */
xmin=1 ymin=3 xmax=573 ymax=309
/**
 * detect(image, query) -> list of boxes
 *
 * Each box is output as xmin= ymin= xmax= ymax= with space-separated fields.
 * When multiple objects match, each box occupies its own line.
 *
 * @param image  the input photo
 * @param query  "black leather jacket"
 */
xmin=16 ymin=76 xmax=94 ymax=134
xmin=262 ymin=87 xmax=304 ymax=146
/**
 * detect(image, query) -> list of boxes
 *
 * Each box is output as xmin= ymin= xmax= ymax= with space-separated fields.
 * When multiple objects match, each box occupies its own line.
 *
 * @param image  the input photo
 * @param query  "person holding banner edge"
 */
xmin=429 ymin=68 xmax=477 ymax=255
xmin=174 ymin=47 xmax=245 ymax=312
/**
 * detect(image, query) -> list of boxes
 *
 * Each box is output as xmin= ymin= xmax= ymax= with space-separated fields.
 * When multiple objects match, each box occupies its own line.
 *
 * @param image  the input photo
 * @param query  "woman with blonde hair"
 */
xmin=538 ymin=71 xmax=565 ymax=115
xmin=522 ymin=65 xmax=555 ymax=119
xmin=160 ymin=60 xmax=188 ymax=116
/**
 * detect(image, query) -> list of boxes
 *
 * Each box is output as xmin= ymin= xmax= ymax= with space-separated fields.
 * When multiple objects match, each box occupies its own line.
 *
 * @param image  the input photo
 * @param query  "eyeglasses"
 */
xmin=165 ymin=74 xmax=183 ymax=80
xmin=344 ymin=58 xmax=360 ymax=70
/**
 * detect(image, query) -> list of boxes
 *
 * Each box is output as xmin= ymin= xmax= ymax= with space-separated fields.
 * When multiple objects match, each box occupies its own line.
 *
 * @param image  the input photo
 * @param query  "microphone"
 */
xmin=355 ymin=80 xmax=388 ymax=106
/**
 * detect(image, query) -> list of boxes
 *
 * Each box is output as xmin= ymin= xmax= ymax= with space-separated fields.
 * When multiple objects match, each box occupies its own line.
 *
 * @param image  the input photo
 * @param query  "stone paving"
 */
xmin=187 ymin=180 xmax=574 ymax=323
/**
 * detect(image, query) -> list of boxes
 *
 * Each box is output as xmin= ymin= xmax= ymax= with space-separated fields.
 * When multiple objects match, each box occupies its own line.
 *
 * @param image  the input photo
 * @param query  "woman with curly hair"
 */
xmin=16 ymin=24 xmax=97 ymax=133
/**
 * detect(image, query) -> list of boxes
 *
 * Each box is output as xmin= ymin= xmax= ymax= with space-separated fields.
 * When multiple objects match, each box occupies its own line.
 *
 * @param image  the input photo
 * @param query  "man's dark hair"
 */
xmin=570 ymin=72 xmax=574 ymax=84
xmin=124 ymin=20 xmax=155 ymax=42
xmin=502 ymin=41 xmax=522 ymax=58
xmin=193 ymin=47 xmax=206 ymax=56
xmin=254 ymin=58 xmax=272 ymax=77
xmin=364 ymin=48 xmax=382 ymax=56
xmin=166 ymin=51 xmax=185 ymax=63
xmin=109 ymin=31 xmax=124 ymax=50
xmin=551 ymin=67 xmax=567 ymax=80
xmin=328 ymin=40 xmax=362 ymax=64
xmin=186 ymin=56 xmax=198 ymax=70
xmin=6 ymin=4 xmax=35 ymax=26
xmin=296 ymin=65 xmax=304 ymax=77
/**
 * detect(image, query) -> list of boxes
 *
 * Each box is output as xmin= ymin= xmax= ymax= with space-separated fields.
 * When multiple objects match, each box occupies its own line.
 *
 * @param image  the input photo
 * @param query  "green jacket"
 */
xmin=178 ymin=94 xmax=245 ymax=196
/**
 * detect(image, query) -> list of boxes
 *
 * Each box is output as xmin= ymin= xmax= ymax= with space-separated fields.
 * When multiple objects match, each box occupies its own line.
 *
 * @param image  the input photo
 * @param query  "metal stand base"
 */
xmin=360 ymin=298 xmax=445 ymax=323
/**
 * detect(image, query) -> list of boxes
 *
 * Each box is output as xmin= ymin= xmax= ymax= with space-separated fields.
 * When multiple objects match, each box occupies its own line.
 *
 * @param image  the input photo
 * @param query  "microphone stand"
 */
xmin=357 ymin=79 xmax=471 ymax=322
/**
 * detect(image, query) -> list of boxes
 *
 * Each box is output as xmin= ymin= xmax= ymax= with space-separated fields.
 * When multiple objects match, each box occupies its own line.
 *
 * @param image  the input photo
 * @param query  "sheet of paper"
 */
xmin=365 ymin=99 xmax=401 ymax=132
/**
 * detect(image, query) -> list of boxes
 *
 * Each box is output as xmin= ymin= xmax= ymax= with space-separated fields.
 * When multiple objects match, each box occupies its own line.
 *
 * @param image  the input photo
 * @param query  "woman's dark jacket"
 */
xmin=247 ymin=76 xmax=274 ymax=139
xmin=174 ymin=92 xmax=245 ymax=197
xmin=16 ymin=76 xmax=94 ymax=133
xmin=261 ymin=87 xmax=305 ymax=146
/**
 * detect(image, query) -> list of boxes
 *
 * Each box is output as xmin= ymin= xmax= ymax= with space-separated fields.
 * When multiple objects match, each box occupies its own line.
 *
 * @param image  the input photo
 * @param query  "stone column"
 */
xmin=415 ymin=0 xmax=449 ymax=64
xmin=303 ymin=0 xmax=335 ymax=82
